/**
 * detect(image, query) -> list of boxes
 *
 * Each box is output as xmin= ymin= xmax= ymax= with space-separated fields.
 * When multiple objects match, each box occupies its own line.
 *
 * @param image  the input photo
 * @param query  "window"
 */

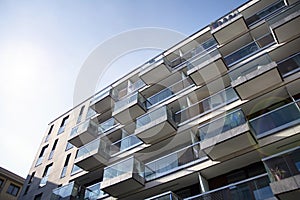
xmin=23 ymin=185 xmax=30 ymax=195
xmin=6 ymin=183 xmax=20 ymax=196
xmin=40 ymin=163 xmax=52 ymax=187
xmin=34 ymin=193 xmax=43 ymax=200
xmin=65 ymin=142 xmax=73 ymax=151
xmin=36 ymin=145 xmax=48 ymax=166
xmin=61 ymin=154 xmax=71 ymax=178
xmin=45 ymin=124 xmax=54 ymax=142
xmin=77 ymin=105 xmax=85 ymax=124
xmin=28 ymin=172 xmax=35 ymax=184
xmin=58 ymin=115 xmax=69 ymax=134
xmin=49 ymin=139 xmax=58 ymax=160
xmin=71 ymin=164 xmax=82 ymax=175
xmin=0 ymin=179 xmax=3 ymax=187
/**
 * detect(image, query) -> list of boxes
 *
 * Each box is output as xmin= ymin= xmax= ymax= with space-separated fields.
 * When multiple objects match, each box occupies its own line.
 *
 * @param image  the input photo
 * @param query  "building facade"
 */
xmin=0 ymin=167 xmax=25 ymax=200
xmin=20 ymin=0 xmax=300 ymax=199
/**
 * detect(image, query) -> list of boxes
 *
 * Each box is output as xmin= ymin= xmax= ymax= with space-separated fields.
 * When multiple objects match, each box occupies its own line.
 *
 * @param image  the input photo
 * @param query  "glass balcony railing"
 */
xmin=277 ymin=52 xmax=300 ymax=78
xmin=84 ymin=182 xmax=108 ymax=200
xmin=145 ymin=191 xmax=182 ymax=200
xmin=199 ymin=109 xmax=247 ymax=141
xmin=103 ymin=157 xmax=145 ymax=181
xmin=70 ymin=119 xmax=98 ymax=137
xmin=114 ymin=92 xmax=147 ymax=113
xmin=76 ymin=138 xmax=110 ymax=160
xmin=146 ymin=77 xmax=194 ymax=108
xmin=51 ymin=182 xmax=84 ymax=200
xmin=224 ymin=33 xmax=275 ymax=67
xmin=169 ymin=38 xmax=217 ymax=69
xmin=262 ymin=147 xmax=300 ymax=182
xmin=186 ymin=174 xmax=274 ymax=200
xmin=268 ymin=2 xmax=300 ymax=26
xmin=175 ymin=87 xmax=239 ymax=125
xmin=110 ymin=134 xmax=142 ymax=155
xmin=71 ymin=164 xmax=83 ymax=175
xmin=128 ymin=79 xmax=146 ymax=93
xmin=186 ymin=48 xmax=219 ymax=71
xmin=228 ymin=54 xmax=274 ymax=83
xmin=211 ymin=10 xmax=240 ymax=30
xmin=245 ymin=0 xmax=286 ymax=26
xmin=249 ymin=100 xmax=300 ymax=138
xmin=145 ymin=143 xmax=206 ymax=181
xmin=136 ymin=106 xmax=176 ymax=129
xmin=98 ymin=118 xmax=119 ymax=134
xmin=90 ymin=86 xmax=112 ymax=105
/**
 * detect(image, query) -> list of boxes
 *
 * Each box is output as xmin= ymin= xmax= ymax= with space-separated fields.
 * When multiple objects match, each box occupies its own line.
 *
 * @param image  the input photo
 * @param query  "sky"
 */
xmin=0 ymin=0 xmax=248 ymax=178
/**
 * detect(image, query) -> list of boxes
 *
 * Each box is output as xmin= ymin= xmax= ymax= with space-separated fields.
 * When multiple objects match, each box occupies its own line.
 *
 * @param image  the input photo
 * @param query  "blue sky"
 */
xmin=0 ymin=0 xmax=248 ymax=178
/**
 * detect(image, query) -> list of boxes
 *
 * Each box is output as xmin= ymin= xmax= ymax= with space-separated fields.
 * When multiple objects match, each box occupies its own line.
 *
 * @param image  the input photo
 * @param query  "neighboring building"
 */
xmin=0 ymin=167 xmax=25 ymax=200
xmin=20 ymin=0 xmax=300 ymax=200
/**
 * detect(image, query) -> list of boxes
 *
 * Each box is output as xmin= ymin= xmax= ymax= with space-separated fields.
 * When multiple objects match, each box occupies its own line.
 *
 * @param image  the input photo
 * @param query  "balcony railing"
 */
xmin=249 ymin=100 xmax=300 ymax=138
xmin=199 ymin=109 xmax=247 ymax=141
xmin=114 ymin=92 xmax=147 ymax=113
xmin=186 ymin=48 xmax=219 ymax=71
xmin=85 ymin=182 xmax=108 ymax=200
xmin=98 ymin=118 xmax=119 ymax=134
xmin=145 ymin=191 xmax=182 ymax=200
xmin=76 ymin=138 xmax=110 ymax=160
xmin=110 ymin=134 xmax=142 ymax=155
xmin=90 ymin=86 xmax=112 ymax=105
xmin=39 ymin=176 xmax=48 ymax=187
xmin=186 ymin=174 xmax=274 ymax=200
xmin=211 ymin=10 xmax=240 ymax=30
xmin=35 ymin=156 xmax=43 ymax=166
xmin=103 ymin=157 xmax=145 ymax=181
xmin=245 ymin=0 xmax=286 ymax=26
xmin=70 ymin=119 xmax=98 ymax=137
xmin=51 ymin=182 xmax=84 ymax=200
xmin=224 ymin=33 xmax=275 ymax=67
xmin=136 ymin=106 xmax=176 ymax=129
xmin=145 ymin=142 xmax=206 ymax=181
xmin=146 ymin=77 xmax=194 ymax=108
xmin=268 ymin=2 xmax=300 ymax=26
xmin=277 ymin=52 xmax=300 ymax=78
xmin=175 ymin=87 xmax=239 ymax=125
xmin=228 ymin=53 xmax=274 ymax=83
xmin=169 ymin=38 xmax=217 ymax=69
xmin=262 ymin=146 xmax=300 ymax=182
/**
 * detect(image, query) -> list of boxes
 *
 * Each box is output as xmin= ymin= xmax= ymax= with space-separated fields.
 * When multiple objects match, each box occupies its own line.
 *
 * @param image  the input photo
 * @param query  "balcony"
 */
xmin=268 ymin=3 xmax=300 ymax=43
xmin=112 ymin=92 xmax=147 ymax=124
xmin=84 ymin=182 xmax=108 ymax=200
xmin=90 ymin=86 xmax=113 ymax=114
xmin=277 ymin=52 xmax=300 ymax=78
xmin=146 ymin=77 xmax=194 ymax=108
xmin=110 ymin=134 xmax=142 ymax=156
xmin=175 ymin=87 xmax=239 ymax=125
xmin=211 ymin=10 xmax=248 ymax=45
xmin=101 ymin=157 xmax=145 ymax=197
xmin=51 ymin=182 xmax=85 ymax=200
xmin=229 ymin=54 xmax=282 ymax=100
xmin=135 ymin=106 xmax=177 ymax=144
xmin=69 ymin=119 xmax=98 ymax=147
xmin=262 ymin=147 xmax=300 ymax=200
xmin=187 ymin=48 xmax=227 ymax=86
xmin=224 ymin=33 xmax=275 ymax=67
xmin=145 ymin=191 xmax=182 ymax=200
xmin=145 ymin=143 xmax=206 ymax=181
xmin=139 ymin=58 xmax=171 ymax=85
xmin=199 ymin=109 xmax=256 ymax=161
xmin=98 ymin=117 xmax=120 ymax=135
xmin=74 ymin=138 xmax=110 ymax=171
xmin=186 ymin=174 xmax=274 ymax=200
xmin=167 ymin=38 xmax=217 ymax=70
xmin=245 ymin=0 xmax=286 ymax=26
xmin=249 ymin=100 xmax=300 ymax=138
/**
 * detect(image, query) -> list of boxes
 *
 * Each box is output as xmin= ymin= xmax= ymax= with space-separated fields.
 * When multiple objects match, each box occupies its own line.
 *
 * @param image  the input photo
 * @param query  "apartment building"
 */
xmin=20 ymin=0 xmax=300 ymax=199
xmin=0 ymin=167 xmax=25 ymax=200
